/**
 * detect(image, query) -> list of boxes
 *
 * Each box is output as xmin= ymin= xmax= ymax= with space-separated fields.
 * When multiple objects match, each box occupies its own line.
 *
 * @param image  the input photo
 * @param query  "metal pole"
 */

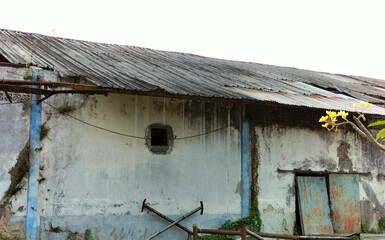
xmin=241 ymin=105 xmax=250 ymax=218
xmin=25 ymin=68 xmax=43 ymax=240
xmin=141 ymin=199 xmax=193 ymax=235
xmin=193 ymin=224 xmax=198 ymax=240
xmin=241 ymin=225 xmax=247 ymax=240
xmin=146 ymin=203 xmax=203 ymax=240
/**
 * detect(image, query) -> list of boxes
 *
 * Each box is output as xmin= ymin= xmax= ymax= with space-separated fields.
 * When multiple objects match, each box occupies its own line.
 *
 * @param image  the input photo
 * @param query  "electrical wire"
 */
xmin=43 ymin=101 xmax=230 ymax=140
xmin=175 ymin=125 xmax=230 ymax=140
xmin=43 ymin=101 xmax=145 ymax=140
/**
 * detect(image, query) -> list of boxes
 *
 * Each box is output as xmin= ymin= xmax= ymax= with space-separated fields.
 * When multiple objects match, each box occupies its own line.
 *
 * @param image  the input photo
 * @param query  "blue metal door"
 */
xmin=297 ymin=176 xmax=333 ymax=235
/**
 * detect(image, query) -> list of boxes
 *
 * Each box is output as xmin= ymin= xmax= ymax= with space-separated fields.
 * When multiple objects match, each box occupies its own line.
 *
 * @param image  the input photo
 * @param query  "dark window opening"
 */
xmin=151 ymin=128 xmax=168 ymax=146
xmin=146 ymin=124 xmax=173 ymax=154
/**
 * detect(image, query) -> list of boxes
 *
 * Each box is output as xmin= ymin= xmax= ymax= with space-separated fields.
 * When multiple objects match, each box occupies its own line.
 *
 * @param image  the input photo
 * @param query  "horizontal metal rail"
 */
xmin=193 ymin=224 xmax=355 ymax=240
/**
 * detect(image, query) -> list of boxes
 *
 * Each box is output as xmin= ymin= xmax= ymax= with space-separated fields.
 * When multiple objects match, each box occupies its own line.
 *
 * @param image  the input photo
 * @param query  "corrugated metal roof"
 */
xmin=1 ymin=29 xmax=385 ymax=115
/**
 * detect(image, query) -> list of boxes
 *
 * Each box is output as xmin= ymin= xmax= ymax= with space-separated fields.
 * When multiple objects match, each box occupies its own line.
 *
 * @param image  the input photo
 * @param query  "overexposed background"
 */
xmin=2 ymin=0 xmax=385 ymax=79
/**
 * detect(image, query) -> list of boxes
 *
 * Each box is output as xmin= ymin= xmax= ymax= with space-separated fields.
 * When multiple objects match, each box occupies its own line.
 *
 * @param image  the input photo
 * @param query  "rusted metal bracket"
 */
xmin=0 ymin=79 xmax=109 ymax=96
xmin=37 ymin=94 xmax=53 ymax=104
xmin=143 ymin=199 xmax=203 ymax=240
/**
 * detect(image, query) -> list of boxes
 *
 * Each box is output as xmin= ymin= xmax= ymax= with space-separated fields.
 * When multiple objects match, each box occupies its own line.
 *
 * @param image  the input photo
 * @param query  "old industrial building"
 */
xmin=1 ymin=29 xmax=385 ymax=239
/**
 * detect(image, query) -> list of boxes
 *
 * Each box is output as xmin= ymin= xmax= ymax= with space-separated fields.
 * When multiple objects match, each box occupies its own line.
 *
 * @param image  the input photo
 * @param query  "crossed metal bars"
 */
xmin=141 ymin=199 xmax=204 ymax=240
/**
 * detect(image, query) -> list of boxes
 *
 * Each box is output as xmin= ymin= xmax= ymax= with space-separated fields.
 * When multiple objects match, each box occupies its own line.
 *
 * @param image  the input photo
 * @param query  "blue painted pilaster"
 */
xmin=241 ymin=105 xmax=250 ymax=218
xmin=25 ymin=69 xmax=43 ymax=240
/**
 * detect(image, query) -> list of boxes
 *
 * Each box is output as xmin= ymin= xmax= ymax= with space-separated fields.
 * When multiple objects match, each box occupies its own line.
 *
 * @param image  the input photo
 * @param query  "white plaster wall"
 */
xmin=256 ymin=125 xmax=385 ymax=234
xmin=38 ymin=93 xmax=242 ymax=239
xmin=0 ymin=68 xmax=59 ymax=235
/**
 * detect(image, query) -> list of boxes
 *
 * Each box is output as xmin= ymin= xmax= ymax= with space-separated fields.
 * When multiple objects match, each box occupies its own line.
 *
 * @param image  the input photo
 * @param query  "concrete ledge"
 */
xmin=39 ymin=213 xmax=241 ymax=240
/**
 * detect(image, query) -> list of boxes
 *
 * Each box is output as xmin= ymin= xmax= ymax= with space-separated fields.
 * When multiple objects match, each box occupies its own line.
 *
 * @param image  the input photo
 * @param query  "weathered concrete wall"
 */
xmin=254 ymin=123 xmax=385 ymax=234
xmin=36 ymin=93 xmax=242 ymax=239
xmin=0 ymin=67 xmax=59 ymax=237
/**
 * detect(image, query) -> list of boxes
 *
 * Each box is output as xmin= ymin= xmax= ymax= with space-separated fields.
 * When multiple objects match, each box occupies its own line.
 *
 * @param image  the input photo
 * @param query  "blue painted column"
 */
xmin=241 ymin=105 xmax=250 ymax=218
xmin=26 ymin=69 xmax=43 ymax=240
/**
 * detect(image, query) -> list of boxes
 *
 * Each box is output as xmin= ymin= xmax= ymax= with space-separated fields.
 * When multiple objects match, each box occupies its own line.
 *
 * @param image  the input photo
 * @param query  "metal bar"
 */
xmin=0 ymin=84 xmax=108 ymax=95
xmin=141 ymin=199 xmax=193 ymax=235
xmin=277 ymin=168 xmax=371 ymax=176
xmin=246 ymin=229 xmax=265 ymax=240
xmin=241 ymin=105 xmax=250 ymax=218
xmin=37 ymin=94 xmax=53 ymax=104
xmin=146 ymin=203 xmax=203 ymax=240
xmin=197 ymin=228 xmax=241 ymax=236
xmin=0 ymin=62 xmax=27 ymax=68
xmin=195 ymin=226 xmax=353 ymax=240
xmin=253 ymin=232 xmax=353 ymax=240
xmin=0 ymin=79 xmax=102 ymax=90
xmin=25 ymin=69 xmax=42 ymax=240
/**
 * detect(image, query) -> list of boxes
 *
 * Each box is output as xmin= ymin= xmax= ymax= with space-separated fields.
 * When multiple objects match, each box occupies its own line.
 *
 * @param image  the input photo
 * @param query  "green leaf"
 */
xmin=368 ymin=120 xmax=385 ymax=127
xmin=376 ymin=128 xmax=385 ymax=141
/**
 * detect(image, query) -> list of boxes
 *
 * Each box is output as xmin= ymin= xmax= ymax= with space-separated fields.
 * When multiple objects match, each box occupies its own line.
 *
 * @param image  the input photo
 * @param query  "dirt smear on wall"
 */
xmin=0 ymin=140 xmax=30 ymax=237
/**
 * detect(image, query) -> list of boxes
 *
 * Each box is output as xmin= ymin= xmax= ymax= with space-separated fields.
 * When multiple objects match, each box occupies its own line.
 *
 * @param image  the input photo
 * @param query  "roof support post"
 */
xmin=25 ymin=69 xmax=43 ymax=240
xmin=241 ymin=105 xmax=250 ymax=218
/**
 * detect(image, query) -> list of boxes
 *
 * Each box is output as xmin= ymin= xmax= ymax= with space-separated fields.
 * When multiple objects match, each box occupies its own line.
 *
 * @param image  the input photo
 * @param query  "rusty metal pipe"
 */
xmin=253 ymin=231 xmax=353 ymax=240
xmin=197 ymin=228 xmax=242 ymax=236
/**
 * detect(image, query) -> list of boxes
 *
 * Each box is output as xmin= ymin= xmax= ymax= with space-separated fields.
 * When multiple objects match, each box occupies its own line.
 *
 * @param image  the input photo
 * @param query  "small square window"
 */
xmin=146 ymin=124 xmax=173 ymax=154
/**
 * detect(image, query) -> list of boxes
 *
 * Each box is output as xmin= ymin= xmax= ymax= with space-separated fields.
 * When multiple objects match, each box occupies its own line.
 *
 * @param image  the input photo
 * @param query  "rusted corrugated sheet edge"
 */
xmin=228 ymin=87 xmax=385 ymax=115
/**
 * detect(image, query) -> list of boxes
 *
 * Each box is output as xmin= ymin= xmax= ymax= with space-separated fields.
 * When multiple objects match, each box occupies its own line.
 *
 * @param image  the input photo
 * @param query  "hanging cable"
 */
xmin=43 ymin=101 xmax=146 ymax=140
xmin=43 ymin=100 xmax=231 ymax=140
xmin=175 ymin=125 xmax=230 ymax=140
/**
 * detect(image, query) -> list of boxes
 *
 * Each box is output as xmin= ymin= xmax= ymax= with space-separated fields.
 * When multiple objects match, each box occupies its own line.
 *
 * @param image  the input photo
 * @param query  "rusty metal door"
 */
xmin=329 ymin=174 xmax=361 ymax=233
xmin=297 ymin=176 xmax=333 ymax=235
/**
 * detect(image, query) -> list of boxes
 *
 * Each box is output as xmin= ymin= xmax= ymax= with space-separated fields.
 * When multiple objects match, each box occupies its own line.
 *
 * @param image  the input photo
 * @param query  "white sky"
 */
xmin=2 ymin=0 xmax=385 ymax=79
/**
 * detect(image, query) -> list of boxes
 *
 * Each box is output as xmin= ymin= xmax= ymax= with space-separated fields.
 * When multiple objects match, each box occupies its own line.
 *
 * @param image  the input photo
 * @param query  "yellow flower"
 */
xmin=322 ymin=123 xmax=328 ymax=128
xmin=326 ymin=111 xmax=337 ymax=118
xmin=319 ymin=116 xmax=328 ymax=122
xmin=357 ymin=101 xmax=373 ymax=108
xmin=363 ymin=102 xmax=372 ymax=108
xmin=337 ymin=111 xmax=348 ymax=119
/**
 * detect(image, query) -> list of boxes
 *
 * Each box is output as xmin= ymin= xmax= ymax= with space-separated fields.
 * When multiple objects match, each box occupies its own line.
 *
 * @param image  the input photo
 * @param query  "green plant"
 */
xmin=57 ymin=103 xmax=76 ymax=114
xmin=362 ymin=223 xmax=380 ymax=234
xmin=200 ymin=206 xmax=262 ymax=240
xmin=361 ymin=218 xmax=385 ymax=234
xmin=84 ymin=229 xmax=92 ymax=240
xmin=350 ymin=235 xmax=360 ymax=240
xmin=40 ymin=122 xmax=50 ymax=141
xmin=378 ymin=217 xmax=385 ymax=233
xmin=0 ymin=234 xmax=24 ymax=240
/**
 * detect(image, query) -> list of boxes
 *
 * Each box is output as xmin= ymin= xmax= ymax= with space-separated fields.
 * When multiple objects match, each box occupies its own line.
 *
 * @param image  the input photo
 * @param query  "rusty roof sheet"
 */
xmin=1 ymin=29 xmax=385 ymax=115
